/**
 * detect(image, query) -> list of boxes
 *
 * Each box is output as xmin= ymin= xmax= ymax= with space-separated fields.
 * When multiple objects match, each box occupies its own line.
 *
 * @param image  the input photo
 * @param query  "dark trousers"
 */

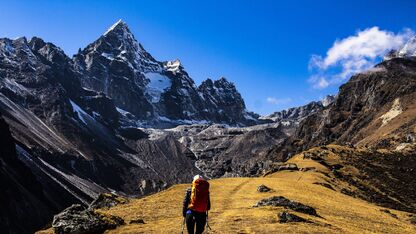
xmin=186 ymin=210 xmax=206 ymax=234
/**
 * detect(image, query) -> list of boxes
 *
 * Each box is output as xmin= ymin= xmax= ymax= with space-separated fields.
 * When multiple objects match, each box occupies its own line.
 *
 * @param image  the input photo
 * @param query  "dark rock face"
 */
xmin=178 ymin=124 xmax=290 ymax=178
xmin=89 ymin=193 xmax=128 ymax=210
xmin=72 ymin=20 xmax=155 ymax=119
xmin=254 ymin=196 xmax=318 ymax=216
xmin=52 ymin=204 xmax=124 ymax=234
xmin=0 ymin=32 xmax=201 ymax=233
xmin=79 ymin=93 xmax=119 ymax=128
xmin=257 ymin=184 xmax=271 ymax=192
xmin=72 ymin=20 xmax=259 ymax=127
xmin=198 ymin=78 xmax=257 ymax=125
xmin=0 ymin=114 xmax=73 ymax=234
xmin=293 ymin=58 xmax=416 ymax=151
xmin=278 ymin=211 xmax=310 ymax=223
xmin=334 ymin=146 xmax=415 ymax=213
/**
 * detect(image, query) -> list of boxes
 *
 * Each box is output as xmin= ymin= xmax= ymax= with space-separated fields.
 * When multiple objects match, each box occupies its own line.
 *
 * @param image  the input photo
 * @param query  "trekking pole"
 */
xmin=181 ymin=217 xmax=185 ymax=234
xmin=206 ymin=211 xmax=212 ymax=233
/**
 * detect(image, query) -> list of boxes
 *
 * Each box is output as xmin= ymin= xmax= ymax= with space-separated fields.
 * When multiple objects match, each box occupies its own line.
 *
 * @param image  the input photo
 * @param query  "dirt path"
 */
xmin=220 ymin=178 xmax=250 ymax=210
xmin=208 ymin=178 xmax=251 ymax=233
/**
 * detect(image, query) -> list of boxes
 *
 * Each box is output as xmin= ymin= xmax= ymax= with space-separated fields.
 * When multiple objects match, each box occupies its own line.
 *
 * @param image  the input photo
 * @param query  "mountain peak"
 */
xmin=103 ymin=19 xmax=130 ymax=36
xmin=215 ymin=77 xmax=235 ymax=89
xmin=321 ymin=95 xmax=335 ymax=107
xmin=398 ymin=36 xmax=416 ymax=57
xmin=384 ymin=36 xmax=416 ymax=60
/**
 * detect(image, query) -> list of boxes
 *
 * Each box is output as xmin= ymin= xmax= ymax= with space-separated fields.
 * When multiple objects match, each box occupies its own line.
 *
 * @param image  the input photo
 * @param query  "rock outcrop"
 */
xmin=52 ymin=204 xmax=124 ymax=234
xmin=89 ymin=193 xmax=128 ymax=210
xmin=278 ymin=211 xmax=310 ymax=223
xmin=257 ymin=184 xmax=272 ymax=192
xmin=254 ymin=196 xmax=318 ymax=216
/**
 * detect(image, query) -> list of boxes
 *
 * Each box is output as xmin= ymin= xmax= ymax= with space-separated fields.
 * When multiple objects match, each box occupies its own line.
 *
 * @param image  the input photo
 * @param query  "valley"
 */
xmin=37 ymin=145 xmax=416 ymax=233
xmin=0 ymin=19 xmax=415 ymax=233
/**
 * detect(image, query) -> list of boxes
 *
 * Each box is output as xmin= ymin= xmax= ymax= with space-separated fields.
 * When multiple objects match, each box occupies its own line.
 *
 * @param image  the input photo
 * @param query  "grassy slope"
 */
xmin=96 ymin=148 xmax=416 ymax=234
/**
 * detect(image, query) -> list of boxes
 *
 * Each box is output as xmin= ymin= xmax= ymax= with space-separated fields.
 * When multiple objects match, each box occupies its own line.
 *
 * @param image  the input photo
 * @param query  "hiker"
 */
xmin=182 ymin=175 xmax=211 ymax=234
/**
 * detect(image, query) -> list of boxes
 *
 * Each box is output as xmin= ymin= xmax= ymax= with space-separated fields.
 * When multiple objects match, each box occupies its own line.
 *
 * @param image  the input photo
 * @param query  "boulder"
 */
xmin=278 ymin=211 xmax=309 ymax=223
xmin=277 ymin=163 xmax=299 ymax=171
xmin=52 ymin=204 xmax=124 ymax=234
xmin=254 ymin=196 xmax=318 ymax=216
xmin=89 ymin=193 xmax=128 ymax=210
xmin=257 ymin=184 xmax=272 ymax=192
xmin=300 ymin=167 xmax=316 ymax=172
xmin=129 ymin=219 xmax=145 ymax=224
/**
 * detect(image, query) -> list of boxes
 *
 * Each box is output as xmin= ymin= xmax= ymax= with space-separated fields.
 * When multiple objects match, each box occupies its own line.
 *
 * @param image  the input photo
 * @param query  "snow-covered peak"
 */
xmin=164 ymin=59 xmax=182 ymax=73
xmin=384 ymin=36 xmax=416 ymax=60
xmin=398 ymin=37 xmax=416 ymax=57
xmin=103 ymin=19 xmax=129 ymax=36
xmin=101 ymin=19 xmax=140 ymax=53
xmin=76 ymin=20 xmax=161 ymax=73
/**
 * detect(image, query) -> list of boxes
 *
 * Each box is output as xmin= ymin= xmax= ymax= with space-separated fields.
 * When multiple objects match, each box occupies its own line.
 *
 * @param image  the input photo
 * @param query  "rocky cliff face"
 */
xmin=0 ymin=34 xmax=200 ymax=233
xmin=293 ymin=58 xmax=416 ymax=151
xmin=197 ymin=77 xmax=258 ymax=125
xmin=261 ymin=101 xmax=324 ymax=124
xmin=73 ymin=20 xmax=258 ymax=127
xmin=141 ymin=122 xmax=293 ymax=178
xmin=0 ymin=114 xmax=78 ymax=234
xmin=260 ymin=56 xmax=416 ymax=166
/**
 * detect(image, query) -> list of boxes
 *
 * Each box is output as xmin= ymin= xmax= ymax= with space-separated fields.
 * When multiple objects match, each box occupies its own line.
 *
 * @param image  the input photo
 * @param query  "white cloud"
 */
xmin=266 ymin=97 xmax=292 ymax=105
xmin=309 ymin=27 xmax=414 ymax=89
xmin=309 ymin=75 xmax=329 ymax=89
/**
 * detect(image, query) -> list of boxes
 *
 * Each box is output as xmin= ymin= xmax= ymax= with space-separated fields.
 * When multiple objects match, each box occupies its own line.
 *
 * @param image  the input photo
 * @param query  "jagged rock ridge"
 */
xmin=260 ymin=95 xmax=335 ymax=123
xmin=73 ymin=20 xmax=259 ymax=127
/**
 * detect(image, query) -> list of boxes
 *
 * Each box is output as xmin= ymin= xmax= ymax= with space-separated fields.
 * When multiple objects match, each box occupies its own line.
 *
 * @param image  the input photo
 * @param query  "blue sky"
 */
xmin=1 ymin=0 xmax=416 ymax=115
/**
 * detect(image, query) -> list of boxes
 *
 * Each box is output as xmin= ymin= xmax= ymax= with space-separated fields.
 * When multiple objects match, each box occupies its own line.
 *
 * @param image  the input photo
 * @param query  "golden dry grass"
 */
xmin=37 ymin=148 xmax=415 ymax=234
xmin=98 ymin=152 xmax=415 ymax=234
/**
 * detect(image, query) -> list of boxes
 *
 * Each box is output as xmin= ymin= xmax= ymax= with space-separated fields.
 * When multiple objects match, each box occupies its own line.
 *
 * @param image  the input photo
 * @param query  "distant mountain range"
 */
xmin=0 ymin=20 xmax=415 ymax=233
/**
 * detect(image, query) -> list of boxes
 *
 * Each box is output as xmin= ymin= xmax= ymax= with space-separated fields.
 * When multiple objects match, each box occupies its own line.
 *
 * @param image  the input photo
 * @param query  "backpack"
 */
xmin=188 ymin=178 xmax=210 ymax=212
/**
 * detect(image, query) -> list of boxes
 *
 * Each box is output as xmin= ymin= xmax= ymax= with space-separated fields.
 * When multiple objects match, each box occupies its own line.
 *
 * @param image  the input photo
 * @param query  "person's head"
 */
xmin=193 ymin=174 xmax=203 ymax=182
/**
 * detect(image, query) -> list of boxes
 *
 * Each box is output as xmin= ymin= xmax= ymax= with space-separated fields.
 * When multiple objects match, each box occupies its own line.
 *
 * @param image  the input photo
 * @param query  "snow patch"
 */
xmin=379 ymin=98 xmax=402 ymax=126
xmin=0 ymin=40 xmax=15 ymax=55
xmin=103 ymin=19 xmax=124 ymax=36
xmin=158 ymin=116 xmax=210 ymax=125
xmin=398 ymin=37 xmax=416 ymax=57
xmin=243 ymin=111 xmax=257 ymax=121
xmin=145 ymin=72 xmax=172 ymax=103
xmin=69 ymin=100 xmax=89 ymax=125
xmin=165 ymin=59 xmax=181 ymax=73
xmin=101 ymin=52 xmax=114 ymax=60
xmin=116 ymin=107 xmax=131 ymax=116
